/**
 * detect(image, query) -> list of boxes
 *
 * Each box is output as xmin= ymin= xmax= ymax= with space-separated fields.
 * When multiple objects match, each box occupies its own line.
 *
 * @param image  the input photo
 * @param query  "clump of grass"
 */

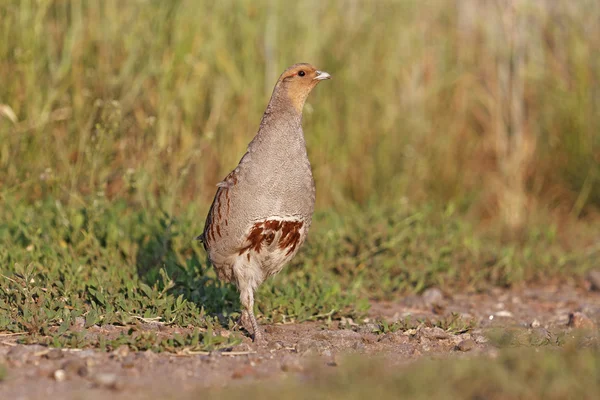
xmin=361 ymin=313 xmax=476 ymax=335
xmin=19 ymin=326 xmax=240 ymax=353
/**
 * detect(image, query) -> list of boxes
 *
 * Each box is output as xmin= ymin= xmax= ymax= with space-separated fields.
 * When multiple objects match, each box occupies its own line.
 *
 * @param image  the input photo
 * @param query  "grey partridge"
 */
xmin=198 ymin=63 xmax=330 ymax=342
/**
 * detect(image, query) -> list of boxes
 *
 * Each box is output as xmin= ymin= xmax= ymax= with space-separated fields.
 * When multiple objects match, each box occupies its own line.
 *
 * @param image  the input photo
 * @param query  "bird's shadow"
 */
xmin=134 ymin=214 xmax=240 ymax=325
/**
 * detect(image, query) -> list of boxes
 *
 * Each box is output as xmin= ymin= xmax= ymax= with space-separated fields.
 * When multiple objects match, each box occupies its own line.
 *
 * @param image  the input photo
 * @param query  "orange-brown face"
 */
xmin=277 ymin=63 xmax=331 ymax=113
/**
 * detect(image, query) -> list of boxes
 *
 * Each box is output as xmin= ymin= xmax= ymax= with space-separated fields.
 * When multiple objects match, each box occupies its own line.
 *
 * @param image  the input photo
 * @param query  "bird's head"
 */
xmin=275 ymin=63 xmax=331 ymax=114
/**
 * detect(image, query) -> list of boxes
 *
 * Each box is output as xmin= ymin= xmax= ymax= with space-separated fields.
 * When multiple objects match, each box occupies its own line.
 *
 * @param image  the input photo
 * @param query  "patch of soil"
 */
xmin=1 ymin=284 xmax=599 ymax=400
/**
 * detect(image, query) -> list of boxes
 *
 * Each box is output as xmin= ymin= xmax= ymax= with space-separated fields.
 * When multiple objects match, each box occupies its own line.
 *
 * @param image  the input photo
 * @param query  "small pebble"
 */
xmin=473 ymin=334 xmax=488 ymax=344
xmin=361 ymin=333 xmax=377 ymax=344
xmin=421 ymin=327 xmax=449 ymax=340
xmin=121 ymin=355 xmax=136 ymax=369
xmin=268 ymin=341 xmax=283 ymax=351
xmin=140 ymin=322 xmax=161 ymax=331
xmin=71 ymin=317 xmax=86 ymax=331
xmin=7 ymin=346 xmax=30 ymax=365
xmin=111 ymin=345 xmax=129 ymax=360
xmin=495 ymin=311 xmax=513 ymax=318
xmin=422 ymin=287 xmax=444 ymax=305
xmin=92 ymin=372 xmax=120 ymax=390
xmin=586 ymin=269 xmax=600 ymax=292
xmin=568 ymin=312 xmax=596 ymax=330
xmin=356 ymin=323 xmax=380 ymax=334
xmin=53 ymin=369 xmax=66 ymax=382
xmin=531 ymin=319 xmax=541 ymax=328
xmin=62 ymin=359 xmax=88 ymax=377
xmin=45 ymin=349 xmax=64 ymax=360
xmin=352 ymin=341 xmax=366 ymax=351
xmin=280 ymin=358 xmax=304 ymax=373
xmin=231 ymin=366 xmax=256 ymax=379
xmin=456 ymin=339 xmax=476 ymax=352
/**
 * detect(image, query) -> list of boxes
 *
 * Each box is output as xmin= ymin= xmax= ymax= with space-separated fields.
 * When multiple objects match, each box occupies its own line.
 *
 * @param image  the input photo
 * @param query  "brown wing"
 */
xmin=198 ymin=169 xmax=238 ymax=249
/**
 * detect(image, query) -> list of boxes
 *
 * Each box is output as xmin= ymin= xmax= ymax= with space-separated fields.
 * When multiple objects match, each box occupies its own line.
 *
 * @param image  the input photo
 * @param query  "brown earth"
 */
xmin=1 ymin=284 xmax=599 ymax=400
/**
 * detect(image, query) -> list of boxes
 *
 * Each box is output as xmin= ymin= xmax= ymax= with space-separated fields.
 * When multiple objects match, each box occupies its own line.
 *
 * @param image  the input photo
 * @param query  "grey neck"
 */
xmin=258 ymin=87 xmax=303 ymax=133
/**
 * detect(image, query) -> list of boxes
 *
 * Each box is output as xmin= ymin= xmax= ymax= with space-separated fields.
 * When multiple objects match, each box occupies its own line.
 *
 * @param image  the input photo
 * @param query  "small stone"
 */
xmin=322 ymin=330 xmax=361 ymax=340
xmin=268 ymin=341 xmax=283 ymax=351
xmin=37 ymin=366 xmax=55 ymax=378
xmin=422 ymin=287 xmax=444 ymax=305
xmin=111 ymin=345 xmax=129 ymax=360
xmin=568 ymin=312 xmax=596 ymax=330
xmin=62 ymin=359 xmax=88 ymax=377
xmin=264 ymin=325 xmax=284 ymax=334
xmin=456 ymin=339 xmax=476 ymax=352
xmin=78 ymin=350 xmax=97 ymax=358
xmin=432 ymin=303 xmax=446 ymax=315
xmin=495 ymin=311 xmax=513 ymax=318
xmin=231 ymin=366 xmax=256 ymax=379
xmin=121 ymin=355 xmax=136 ymax=369
xmin=311 ymin=332 xmax=329 ymax=341
xmin=92 ymin=372 xmax=120 ymax=390
xmin=586 ymin=269 xmax=600 ymax=292
xmin=235 ymin=343 xmax=253 ymax=353
xmin=53 ymin=369 xmax=66 ymax=382
xmin=281 ymin=357 xmax=304 ymax=373
xmin=361 ymin=333 xmax=377 ymax=344
xmin=7 ymin=345 xmax=29 ymax=365
xmin=451 ymin=332 xmax=472 ymax=344
xmin=421 ymin=327 xmax=449 ymax=340
xmin=473 ymin=334 xmax=488 ymax=344
xmin=378 ymin=332 xmax=408 ymax=344
xmin=356 ymin=323 xmax=380 ymax=334
xmin=103 ymin=324 xmax=117 ymax=331
xmin=71 ymin=317 xmax=86 ymax=331
xmin=531 ymin=319 xmax=541 ymax=328
xmin=352 ymin=341 xmax=366 ymax=351
xmin=45 ymin=349 xmax=64 ymax=360
xmin=140 ymin=322 xmax=161 ymax=331
xmin=136 ymin=350 xmax=157 ymax=362
xmin=220 ymin=330 xmax=231 ymax=338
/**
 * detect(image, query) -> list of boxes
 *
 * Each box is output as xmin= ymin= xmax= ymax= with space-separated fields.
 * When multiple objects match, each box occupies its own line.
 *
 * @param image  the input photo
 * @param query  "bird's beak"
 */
xmin=313 ymin=70 xmax=331 ymax=81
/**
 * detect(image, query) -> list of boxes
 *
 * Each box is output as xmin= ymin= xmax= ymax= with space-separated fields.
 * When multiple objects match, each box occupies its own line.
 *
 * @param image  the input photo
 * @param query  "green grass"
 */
xmin=0 ymin=195 xmax=597 ymax=348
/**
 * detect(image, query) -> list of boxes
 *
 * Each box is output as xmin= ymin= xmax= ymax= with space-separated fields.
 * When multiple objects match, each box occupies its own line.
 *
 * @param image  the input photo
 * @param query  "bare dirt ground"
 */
xmin=1 ymin=283 xmax=599 ymax=400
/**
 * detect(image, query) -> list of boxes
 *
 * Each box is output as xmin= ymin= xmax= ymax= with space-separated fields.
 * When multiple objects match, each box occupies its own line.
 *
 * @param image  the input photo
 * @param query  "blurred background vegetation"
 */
xmin=1 ymin=0 xmax=598 ymax=224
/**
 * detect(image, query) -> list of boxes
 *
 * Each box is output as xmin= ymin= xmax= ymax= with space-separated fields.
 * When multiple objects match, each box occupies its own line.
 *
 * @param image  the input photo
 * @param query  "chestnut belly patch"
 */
xmin=238 ymin=219 xmax=304 ymax=258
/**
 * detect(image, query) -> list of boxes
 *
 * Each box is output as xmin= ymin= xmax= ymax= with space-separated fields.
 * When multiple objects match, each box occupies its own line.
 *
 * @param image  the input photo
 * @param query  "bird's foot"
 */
xmin=252 ymin=327 xmax=265 ymax=345
xmin=237 ymin=310 xmax=252 ymax=334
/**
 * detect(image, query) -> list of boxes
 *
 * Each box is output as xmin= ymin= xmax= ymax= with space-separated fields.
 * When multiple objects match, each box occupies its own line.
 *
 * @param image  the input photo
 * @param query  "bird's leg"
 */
xmin=230 ymin=310 xmax=246 ymax=332
xmin=237 ymin=309 xmax=250 ymax=332
xmin=239 ymin=286 xmax=263 ymax=343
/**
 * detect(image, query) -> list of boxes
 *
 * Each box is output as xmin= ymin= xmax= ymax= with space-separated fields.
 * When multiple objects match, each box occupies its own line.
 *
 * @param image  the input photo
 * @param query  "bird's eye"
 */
xmin=298 ymin=70 xmax=305 ymax=77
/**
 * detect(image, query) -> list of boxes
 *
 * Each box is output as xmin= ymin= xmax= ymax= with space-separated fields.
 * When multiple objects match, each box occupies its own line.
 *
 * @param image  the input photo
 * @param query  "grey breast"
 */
xmin=202 ymin=117 xmax=315 ymax=264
